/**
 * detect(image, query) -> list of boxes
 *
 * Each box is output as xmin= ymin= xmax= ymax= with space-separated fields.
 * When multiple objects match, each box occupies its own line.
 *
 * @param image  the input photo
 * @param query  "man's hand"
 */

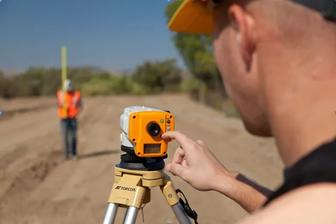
xmin=162 ymin=131 xmax=235 ymax=191
xmin=162 ymin=131 xmax=272 ymax=213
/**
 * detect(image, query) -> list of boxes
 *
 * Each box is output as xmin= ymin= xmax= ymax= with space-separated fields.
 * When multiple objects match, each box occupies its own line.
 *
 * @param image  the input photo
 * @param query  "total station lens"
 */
xmin=147 ymin=122 xmax=161 ymax=137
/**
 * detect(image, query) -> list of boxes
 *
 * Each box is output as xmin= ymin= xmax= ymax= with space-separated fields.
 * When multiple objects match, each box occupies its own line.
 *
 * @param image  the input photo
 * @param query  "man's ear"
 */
xmin=228 ymin=5 xmax=256 ymax=71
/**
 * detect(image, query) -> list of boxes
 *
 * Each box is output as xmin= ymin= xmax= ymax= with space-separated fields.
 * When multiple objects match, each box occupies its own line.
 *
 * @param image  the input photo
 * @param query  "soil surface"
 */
xmin=0 ymin=94 xmax=283 ymax=224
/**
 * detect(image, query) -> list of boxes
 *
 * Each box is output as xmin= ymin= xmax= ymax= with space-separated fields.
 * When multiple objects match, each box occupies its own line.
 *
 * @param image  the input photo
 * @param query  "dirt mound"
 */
xmin=0 ymin=95 xmax=283 ymax=224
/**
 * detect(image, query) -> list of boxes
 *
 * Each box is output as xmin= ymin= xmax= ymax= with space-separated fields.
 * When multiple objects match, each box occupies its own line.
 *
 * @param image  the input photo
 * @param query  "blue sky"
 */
xmin=0 ymin=0 xmax=181 ymax=72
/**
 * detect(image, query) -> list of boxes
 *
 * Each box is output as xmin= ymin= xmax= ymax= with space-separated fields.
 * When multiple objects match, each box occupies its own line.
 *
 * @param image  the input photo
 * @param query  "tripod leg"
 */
xmin=103 ymin=203 xmax=118 ymax=224
xmin=161 ymin=181 xmax=194 ymax=224
xmin=123 ymin=206 xmax=138 ymax=224
xmin=171 ymin=202 xmax=192 ymax=224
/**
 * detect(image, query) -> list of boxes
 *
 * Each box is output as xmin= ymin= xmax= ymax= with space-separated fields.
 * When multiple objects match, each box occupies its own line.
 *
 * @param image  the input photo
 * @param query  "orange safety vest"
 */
xmin=57 ymin=90 xmax=81 ymax=119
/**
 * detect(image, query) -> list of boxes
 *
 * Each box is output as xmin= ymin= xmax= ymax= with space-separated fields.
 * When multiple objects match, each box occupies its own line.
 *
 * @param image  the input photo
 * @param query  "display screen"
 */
xmin=144 ymin=144 xmax=161 ymax=154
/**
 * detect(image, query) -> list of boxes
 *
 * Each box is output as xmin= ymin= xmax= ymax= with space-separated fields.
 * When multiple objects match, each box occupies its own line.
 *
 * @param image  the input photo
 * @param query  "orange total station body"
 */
xmin=57 ymin=90 xmax=81 ymax=119
xmin=128 ymin=110 xmax=175 ymax=157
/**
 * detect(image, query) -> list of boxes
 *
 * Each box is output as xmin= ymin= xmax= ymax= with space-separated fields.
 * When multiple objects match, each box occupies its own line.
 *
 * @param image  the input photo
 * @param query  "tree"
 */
xmin=165 ymin=0 xmax=226 ymax=101
xmin=132 ymin=59 xmax=182 ymax=93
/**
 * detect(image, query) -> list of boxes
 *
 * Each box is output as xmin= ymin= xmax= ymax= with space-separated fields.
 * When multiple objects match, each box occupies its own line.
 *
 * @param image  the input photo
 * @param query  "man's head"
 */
xmin=64 ymin=79 xmax=74 ymax=92
xmin=169 ymin=0 xmax=336 ymax=137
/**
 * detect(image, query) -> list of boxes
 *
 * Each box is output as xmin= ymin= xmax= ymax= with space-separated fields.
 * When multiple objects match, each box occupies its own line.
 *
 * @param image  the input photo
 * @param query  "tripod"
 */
xmin=102 ymin=149 xmax=198 ymax=224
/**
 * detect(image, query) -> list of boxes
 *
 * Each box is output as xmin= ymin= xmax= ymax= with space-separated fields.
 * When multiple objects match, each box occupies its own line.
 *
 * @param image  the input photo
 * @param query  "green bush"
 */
xmin=179 ymin=78 xmax=202 ymax=92
xmin=81 ymin=75 xmax=131 ymax=96
xmin=0 ymin=72 xmax=12 ymax=98
xmin=132 ymin=59 xmax=182 ymax=93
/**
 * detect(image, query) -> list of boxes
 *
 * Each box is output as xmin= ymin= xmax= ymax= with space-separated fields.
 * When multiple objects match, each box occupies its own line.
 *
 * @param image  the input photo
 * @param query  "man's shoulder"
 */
xmin=239 ymin=183 xmax=336 ymax=224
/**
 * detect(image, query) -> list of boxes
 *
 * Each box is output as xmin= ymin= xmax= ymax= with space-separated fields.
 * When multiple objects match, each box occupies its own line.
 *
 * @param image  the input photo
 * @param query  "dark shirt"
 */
xmin=265 ymin=140 xmax=336 ymax=205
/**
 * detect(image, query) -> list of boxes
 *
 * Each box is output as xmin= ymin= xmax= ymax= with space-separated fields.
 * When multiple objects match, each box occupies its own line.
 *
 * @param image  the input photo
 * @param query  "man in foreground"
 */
xmin=57 ymin=79 xmax=82 ymax=160
xmin=165 ymin=0 xmax=336 ymax=223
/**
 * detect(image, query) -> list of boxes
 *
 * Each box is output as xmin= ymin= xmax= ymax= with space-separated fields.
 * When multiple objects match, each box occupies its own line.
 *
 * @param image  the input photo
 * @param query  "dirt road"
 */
xmin=0 ymin=94 xmax=283 ymax=224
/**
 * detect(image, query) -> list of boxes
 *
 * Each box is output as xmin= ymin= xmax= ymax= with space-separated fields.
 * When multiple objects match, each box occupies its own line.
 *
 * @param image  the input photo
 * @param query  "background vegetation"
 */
xmin=0 ymin=59 xmax=186 ymax=98
xmin=0 ymin=0 xmax=238 ymax=116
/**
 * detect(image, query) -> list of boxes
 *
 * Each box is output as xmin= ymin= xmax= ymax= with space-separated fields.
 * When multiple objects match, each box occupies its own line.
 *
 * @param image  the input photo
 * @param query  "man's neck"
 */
xmin=270 ymin=84 xmax=336 ymax=167
xmin=259 ymin=42 xmax=336 ymax=167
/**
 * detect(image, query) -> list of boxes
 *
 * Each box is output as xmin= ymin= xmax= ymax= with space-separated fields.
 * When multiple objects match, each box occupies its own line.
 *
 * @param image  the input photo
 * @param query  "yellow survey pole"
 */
xmin=61 ymin=46 xmax=69 ymax=117
xmin=61 ymin=46 xmax=68 ymax=90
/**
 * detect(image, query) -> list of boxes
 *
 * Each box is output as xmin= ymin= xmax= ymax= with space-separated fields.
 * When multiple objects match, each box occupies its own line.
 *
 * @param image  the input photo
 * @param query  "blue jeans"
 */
xmin=60 ymin=118 xmax=77 ymax=158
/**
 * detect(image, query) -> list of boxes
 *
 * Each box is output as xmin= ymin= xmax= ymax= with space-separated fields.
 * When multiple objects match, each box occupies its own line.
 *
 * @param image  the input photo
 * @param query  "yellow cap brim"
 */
xmin=168 ymin=0 xmax=215 ymax=35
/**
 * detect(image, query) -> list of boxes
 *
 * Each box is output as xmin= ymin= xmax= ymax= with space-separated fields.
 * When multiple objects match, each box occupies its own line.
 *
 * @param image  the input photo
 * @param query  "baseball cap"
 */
xmin=168 ymin=0 xmax=215 ymax=35
xmin=168 ymin=0 xmax=336 ymax=35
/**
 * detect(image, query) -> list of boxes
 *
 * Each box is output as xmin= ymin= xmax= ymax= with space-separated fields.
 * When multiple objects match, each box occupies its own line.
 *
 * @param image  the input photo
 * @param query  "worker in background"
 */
xmin=57 ymin=79 xmax=82 ymax=160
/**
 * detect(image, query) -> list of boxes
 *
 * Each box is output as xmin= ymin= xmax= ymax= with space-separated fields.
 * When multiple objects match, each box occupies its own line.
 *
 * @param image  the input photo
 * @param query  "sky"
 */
xmin=0 ymin=0 xmax=181 ymax=73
